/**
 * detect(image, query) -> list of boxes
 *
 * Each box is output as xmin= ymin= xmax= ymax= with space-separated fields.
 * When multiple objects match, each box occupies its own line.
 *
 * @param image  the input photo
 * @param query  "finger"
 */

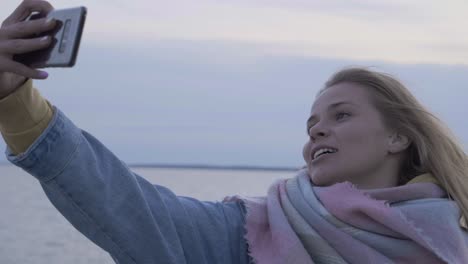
xmin=2 ymin=0 xmax=54 ymax=26
xmin=1 ymin=58 xmax=48 ymax=79
xmin=0 ymin=17 xmax=56 ymax=40
xmin=0 ymin=35 xmax=52 ymax=54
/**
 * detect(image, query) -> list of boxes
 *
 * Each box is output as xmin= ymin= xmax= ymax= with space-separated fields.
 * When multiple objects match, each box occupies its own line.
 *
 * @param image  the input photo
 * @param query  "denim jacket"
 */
xmin=6 ymin=106 xmax=252 ymax=264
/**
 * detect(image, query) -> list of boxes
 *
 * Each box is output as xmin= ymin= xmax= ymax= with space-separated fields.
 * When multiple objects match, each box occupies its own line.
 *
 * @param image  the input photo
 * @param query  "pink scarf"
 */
xmin=224 ymin=170 xmax=468 ymax=263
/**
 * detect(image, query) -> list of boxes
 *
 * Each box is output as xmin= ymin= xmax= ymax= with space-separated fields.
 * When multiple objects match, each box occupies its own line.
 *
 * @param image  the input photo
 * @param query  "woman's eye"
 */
xmin=336 ymin=112 xmax=350 ymax=120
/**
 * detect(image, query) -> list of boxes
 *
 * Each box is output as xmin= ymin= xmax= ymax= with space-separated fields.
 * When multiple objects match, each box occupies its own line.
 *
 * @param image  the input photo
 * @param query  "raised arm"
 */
xmin=0 ymin=1 xmax=250 ymax=263
xmin=2 ymin=96 xmax=248 ymax=263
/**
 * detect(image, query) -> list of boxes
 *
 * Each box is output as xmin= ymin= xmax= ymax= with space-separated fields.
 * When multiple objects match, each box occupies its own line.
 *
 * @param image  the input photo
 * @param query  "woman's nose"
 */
xmin=308 ymin=123 xmax=330 ymax=141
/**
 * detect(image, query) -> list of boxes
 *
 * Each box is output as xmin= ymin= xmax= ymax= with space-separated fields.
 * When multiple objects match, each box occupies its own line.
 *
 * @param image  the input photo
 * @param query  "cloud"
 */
xmin=1 ymin=39 xmax=465 ymax=166
xmin=91 ymin=1 xmax=468 ymax=65
xmin=0 ymin=1 xmax=466 ymax=166
xmin=1 ymin=0 xmax=467 ymax=64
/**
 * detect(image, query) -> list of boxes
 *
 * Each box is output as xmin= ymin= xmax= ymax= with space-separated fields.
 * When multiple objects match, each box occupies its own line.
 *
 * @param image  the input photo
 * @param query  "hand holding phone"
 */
xmin=13 ymin=6 xmax=87 ymax=68
xmin=0 ymin=1 xmax=55 ymax=99
xmin=0 ymin=1 xmax=87 ymax=99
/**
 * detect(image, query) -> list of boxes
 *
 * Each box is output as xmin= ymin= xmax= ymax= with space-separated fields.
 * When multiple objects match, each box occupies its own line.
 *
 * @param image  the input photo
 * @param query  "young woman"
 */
xmin=1 ymin=1 xmax=467 ymax=263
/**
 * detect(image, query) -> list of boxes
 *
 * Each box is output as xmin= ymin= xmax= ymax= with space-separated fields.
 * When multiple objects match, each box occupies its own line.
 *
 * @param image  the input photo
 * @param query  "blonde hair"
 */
xmin=321 ymin=67 xmax=468 ymax=220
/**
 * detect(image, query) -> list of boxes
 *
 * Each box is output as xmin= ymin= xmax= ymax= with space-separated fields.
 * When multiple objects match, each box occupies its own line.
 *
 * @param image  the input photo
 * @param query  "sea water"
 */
xmin=0 ymin=164 xmax=293 ymax=264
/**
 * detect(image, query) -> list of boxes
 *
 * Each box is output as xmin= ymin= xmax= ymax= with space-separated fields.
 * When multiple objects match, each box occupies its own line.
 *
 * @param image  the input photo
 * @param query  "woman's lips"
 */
xmin=311 ymin=152 xmax=336 ymax=163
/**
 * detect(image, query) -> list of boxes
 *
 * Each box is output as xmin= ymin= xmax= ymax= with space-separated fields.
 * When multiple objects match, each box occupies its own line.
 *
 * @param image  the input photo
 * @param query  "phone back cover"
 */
xmin=14 ymin=7 xmax=87 ymax=68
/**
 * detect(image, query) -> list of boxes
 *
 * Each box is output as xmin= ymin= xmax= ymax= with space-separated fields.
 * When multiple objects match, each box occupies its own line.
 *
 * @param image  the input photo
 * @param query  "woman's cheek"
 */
xmin=302 ymin=141 xmax=312 ymax=163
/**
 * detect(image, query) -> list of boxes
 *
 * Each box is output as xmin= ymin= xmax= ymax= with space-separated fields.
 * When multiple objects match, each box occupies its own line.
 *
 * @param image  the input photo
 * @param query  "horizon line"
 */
xmin=0 ymin=161 xmax=301 ymax=172
xmin=128 ymin=163 xmax=301 ymax=172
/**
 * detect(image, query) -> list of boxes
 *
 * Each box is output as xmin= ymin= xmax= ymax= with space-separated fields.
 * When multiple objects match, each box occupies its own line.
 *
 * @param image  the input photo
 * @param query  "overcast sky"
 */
xmin=0 ymin=0 xmax=467 ymax=167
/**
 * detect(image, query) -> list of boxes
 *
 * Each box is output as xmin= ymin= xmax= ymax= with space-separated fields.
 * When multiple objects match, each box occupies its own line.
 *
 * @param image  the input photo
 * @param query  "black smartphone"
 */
xmin=13 ymin=6 xmax=87 ymax=68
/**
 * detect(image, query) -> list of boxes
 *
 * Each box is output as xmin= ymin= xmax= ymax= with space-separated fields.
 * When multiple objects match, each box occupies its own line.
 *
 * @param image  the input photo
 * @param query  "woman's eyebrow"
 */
xmin=307 ymin=101 xmax=357 ymax=126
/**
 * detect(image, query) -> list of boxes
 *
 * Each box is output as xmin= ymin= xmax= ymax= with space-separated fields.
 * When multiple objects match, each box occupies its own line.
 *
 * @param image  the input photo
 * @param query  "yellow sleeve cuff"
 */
xmin=406 ymin=173 xmax=442 ymax=186
xmin=0 ymin=79 xmax=54 ymax=155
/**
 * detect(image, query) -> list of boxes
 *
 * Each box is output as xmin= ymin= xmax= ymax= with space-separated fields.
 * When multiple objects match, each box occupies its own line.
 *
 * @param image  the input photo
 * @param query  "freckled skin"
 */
xmin=303 ymin=83 xmax=404 ymax=189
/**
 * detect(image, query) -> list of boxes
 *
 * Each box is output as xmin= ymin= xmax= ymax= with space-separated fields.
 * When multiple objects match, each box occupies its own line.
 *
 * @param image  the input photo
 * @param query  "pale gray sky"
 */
xmin=3 ymin=0 xmax=468 ymax=64
xmin=0 ymin=1 xmax=466 ymax=167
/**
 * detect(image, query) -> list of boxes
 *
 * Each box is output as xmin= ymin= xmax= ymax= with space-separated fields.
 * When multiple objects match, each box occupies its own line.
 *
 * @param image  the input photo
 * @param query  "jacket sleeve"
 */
xmin=0 ymin=79 xmax=53 ymax=155
xmin=5 ymin=106 xmax=250 ymax=264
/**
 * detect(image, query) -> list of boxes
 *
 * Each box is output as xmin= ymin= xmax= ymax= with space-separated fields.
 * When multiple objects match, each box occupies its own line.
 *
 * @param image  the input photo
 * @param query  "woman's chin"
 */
xmin=309 ymin=174 xmax=329 ymax=186
xmin=307 ymin=169 xmax=338 ymax=187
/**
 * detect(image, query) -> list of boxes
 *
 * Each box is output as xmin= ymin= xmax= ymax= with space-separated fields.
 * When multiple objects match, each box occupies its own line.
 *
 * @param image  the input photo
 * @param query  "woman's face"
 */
xmin=303 ymin=82 xmax=398 ymax=188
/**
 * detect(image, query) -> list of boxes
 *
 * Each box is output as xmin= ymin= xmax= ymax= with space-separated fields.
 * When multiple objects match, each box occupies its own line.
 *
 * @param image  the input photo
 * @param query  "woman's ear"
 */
xmin=387 ymin=132 xmax=411 ymax=154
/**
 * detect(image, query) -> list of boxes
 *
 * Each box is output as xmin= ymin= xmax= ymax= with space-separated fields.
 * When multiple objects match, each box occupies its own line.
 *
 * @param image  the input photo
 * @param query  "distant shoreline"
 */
xmin=127 ymin=163 xmax=300 ymax=172
xmin=0 ymin=161 xmax=301 ymax=172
